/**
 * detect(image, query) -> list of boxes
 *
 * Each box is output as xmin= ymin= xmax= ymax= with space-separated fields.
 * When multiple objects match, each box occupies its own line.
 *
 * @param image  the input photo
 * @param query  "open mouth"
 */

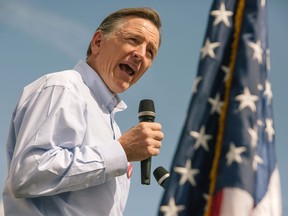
xmin=119 ymin=63 xmax=135 ymax=76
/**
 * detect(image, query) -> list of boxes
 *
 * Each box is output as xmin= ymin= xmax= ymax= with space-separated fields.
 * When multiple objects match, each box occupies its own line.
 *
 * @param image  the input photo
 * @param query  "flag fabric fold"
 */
xmin=158 ymin=0 xmax=282 ymax=215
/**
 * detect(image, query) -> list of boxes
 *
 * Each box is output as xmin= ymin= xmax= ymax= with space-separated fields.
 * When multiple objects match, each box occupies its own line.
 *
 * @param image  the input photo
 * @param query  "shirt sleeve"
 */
xmin=8 ymin=83 xmax=128 ymax=198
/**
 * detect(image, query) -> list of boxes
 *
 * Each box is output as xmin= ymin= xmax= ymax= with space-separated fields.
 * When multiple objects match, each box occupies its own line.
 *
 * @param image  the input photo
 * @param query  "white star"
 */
xmin=235 ymin=87 xmax=259 ymax=112
xmin=257 ymin=84 xmax=263 ymax=91
xmin=226 ymin=143 xmax=246 ymax=166
xmin=253 ymin=155 xmax=264 ymax=171
xmin=248 ymin=40 xmax=263 ymax=64
xmin=174 ymin=159 xmax=199 ymax=186
xmin=208 ymin=93 xmax=224 ymax=115
xmin=192 ymin=76 xmax=202 ymax=93
xmin=189 ymin=126 xmax=212 ymax=151
xmin=248 ymin=126 xmax=258 ymax=148
xmin=263 ymin=80 xmax=273 ymax=104
xmin=210 ymin=2 xmax=234 ymax=27
xmin=203 ymin=193 xmax=209 ymax=202
xmin=201 ymin=38 xmax=221 ymax=59
xmin=203 ymin=193 xmax=210 ymax=212
xmin=265 ymin=118 xmax=275 ymax=142
xmin=221 ymin=65 xmax=230 ymax=82
xmin=160 ymin=197 xmax=185 ymax=216
xmin=257 ymin=119 xmax=264 ymax=127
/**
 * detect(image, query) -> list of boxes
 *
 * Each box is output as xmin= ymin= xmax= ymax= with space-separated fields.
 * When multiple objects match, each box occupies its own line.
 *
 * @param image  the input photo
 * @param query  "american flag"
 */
xmin=158 ymin=0 xmax=282 ymax=215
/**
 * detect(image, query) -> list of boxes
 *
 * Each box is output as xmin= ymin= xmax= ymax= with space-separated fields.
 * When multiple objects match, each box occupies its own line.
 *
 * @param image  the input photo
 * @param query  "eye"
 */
xmin=147 ymin=49 xmax=154 ymax=60
xmin=127 ymin=37 xmax=138 ymax=44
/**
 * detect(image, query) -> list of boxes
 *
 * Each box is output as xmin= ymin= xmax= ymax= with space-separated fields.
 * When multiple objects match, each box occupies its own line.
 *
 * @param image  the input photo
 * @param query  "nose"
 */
xmin=132 ymin=45 xmax=146 ymax=62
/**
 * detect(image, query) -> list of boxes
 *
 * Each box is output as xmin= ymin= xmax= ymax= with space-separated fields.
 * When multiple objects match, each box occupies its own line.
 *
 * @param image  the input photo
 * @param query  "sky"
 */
xmin=0 ymin=1 xmax=287 ymax=215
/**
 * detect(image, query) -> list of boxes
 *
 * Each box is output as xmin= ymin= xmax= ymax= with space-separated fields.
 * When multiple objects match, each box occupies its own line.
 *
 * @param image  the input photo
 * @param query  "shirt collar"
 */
xmin=73 ymin=60 xmax=127 ymax=113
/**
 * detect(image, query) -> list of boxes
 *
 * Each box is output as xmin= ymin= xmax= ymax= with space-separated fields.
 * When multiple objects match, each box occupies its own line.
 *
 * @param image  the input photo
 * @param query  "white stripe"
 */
xmin=220 ymin=187 xmax=254 ymax=216
xmin=252 ymin=167 xmax=282 ymax=216
xmin=219 ymin=167 xmax=282 ymax=216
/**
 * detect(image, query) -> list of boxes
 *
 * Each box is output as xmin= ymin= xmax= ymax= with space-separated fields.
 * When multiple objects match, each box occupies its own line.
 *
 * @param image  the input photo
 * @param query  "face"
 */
xmin=87 ymin=17 xmax=160 ymax=94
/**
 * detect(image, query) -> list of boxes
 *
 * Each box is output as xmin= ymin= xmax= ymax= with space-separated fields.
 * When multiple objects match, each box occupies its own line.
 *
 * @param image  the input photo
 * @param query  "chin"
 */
xmin=110 ymin=79 xmax=133 ymax=93
xmin=110 ymin=85 xmax=129 ymax=94
xmin=117 ymin=87 xmax=129 ymax=93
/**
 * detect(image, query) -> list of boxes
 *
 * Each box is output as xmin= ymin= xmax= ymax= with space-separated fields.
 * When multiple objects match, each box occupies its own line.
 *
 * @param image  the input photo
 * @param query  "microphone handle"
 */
xmin=141 ymin=158 xmax=151 ymax=185
xmin=140 ymin=118 xmax=153 ymax=185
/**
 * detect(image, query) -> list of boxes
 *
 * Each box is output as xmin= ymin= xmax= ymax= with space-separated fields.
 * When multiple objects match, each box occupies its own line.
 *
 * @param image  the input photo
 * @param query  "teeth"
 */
xmin=120 ymin=64 xmax=135 ymax=76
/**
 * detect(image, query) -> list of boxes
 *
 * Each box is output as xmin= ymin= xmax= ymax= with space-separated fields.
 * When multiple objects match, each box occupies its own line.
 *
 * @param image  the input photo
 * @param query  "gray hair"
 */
xmin=86 ymin=7 xmax=162 ymax=58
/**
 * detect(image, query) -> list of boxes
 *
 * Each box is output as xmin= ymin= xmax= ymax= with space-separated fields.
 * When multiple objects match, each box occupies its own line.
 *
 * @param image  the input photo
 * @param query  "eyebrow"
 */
xmin=124 ymin=30 xmax=158 ymax=48
xmin=136 ymin=33 xmax=158 ymax=56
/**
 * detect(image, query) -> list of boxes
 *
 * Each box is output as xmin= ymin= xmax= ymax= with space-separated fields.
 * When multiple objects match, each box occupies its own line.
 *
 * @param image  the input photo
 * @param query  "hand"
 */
xmin=118 ymin=122 xmax=164 ymax=162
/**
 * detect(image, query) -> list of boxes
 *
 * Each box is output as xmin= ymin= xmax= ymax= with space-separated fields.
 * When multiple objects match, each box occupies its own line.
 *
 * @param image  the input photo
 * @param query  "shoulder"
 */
xmin=23 ymin=70 xmax=83 ymax=92
xmin=20 ymin=70 xmax=85 ymax=103
xmin=44 ymin=70 xmax=82 ymax=89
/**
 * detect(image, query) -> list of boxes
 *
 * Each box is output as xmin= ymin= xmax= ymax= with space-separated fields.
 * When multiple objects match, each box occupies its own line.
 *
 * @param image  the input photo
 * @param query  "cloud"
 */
xmin=0 ymin=2 xmax=93 ymax=60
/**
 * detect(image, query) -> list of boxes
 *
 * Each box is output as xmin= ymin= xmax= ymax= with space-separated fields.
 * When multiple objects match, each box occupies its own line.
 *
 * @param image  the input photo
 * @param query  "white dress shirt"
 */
xmin=3 ymin=60 xmax=131 ymax=215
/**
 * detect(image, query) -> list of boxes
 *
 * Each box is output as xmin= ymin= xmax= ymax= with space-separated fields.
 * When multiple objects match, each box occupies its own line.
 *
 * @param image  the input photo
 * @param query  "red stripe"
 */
xmin=127 ymin=162 xmax=133 ymax=179
xmin=210 ymin=190 xmax=223 ymax=216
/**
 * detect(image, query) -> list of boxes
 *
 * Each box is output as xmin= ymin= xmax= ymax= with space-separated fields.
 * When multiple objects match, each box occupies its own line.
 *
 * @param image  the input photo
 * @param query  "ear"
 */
xmin=90 ymin=30 xmax=102 ymax=54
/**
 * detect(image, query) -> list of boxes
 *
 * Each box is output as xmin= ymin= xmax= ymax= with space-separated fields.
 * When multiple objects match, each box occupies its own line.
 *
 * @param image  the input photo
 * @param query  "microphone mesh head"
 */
xmin=153 ymin=166 xmax=169 ymax=183
xmin=138 ymin=99 xmax=155 ymax=113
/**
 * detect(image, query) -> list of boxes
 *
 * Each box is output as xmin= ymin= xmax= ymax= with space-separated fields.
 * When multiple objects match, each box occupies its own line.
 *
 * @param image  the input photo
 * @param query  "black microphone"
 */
xmin=138 ymin=99 xmax=156 ymax=185
xmin=153 ymin=166 xmax=170 ymax=189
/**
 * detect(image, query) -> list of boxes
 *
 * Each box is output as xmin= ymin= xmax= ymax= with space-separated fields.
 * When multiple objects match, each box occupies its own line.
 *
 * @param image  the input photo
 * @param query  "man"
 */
xmin=3 ymin=7 xmax=164 ymax=215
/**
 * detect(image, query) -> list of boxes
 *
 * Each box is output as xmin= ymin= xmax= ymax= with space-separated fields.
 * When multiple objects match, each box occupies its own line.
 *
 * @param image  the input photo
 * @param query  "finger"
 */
xmin=147 ymin=146 xmax=160 ymax=156
xmin=150 ymin=122 xmax=162 ymax=131
xmin=149 ymin=139 xmax=162 ymax=149
xmin=151 ymin=131 xmax=164 ymax=141
xmin=140 ymin=122 xmax=162 ymax=131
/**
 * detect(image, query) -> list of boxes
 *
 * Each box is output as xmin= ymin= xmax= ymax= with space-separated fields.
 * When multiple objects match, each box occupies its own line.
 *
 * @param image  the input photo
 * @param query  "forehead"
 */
xmin=117 ymin=17 xmax=160 ymax=48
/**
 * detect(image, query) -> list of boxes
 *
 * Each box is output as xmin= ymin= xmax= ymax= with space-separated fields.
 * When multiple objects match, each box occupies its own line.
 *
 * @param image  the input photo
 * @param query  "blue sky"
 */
xmin=0 ymin=1 xmax=287 ymax=215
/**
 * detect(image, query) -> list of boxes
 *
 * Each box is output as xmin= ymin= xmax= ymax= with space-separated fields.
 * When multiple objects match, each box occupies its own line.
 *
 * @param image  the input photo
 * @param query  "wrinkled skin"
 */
xmin=86 ymin=16 xmax=164 ymax=161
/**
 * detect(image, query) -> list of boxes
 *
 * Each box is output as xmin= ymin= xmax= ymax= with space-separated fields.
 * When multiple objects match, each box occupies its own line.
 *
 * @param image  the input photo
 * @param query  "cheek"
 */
xmin=132 ymin=70 xmax=147 ymax=85
xmin=136 ymin=62 xmax=153 ymax=80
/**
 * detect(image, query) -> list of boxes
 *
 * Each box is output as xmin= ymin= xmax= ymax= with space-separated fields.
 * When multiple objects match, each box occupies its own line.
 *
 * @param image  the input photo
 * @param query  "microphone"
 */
xmin=138 ymin=99 xmax=156 ymax=185
xmin=153 ymin=166 xmax=170 ymax=189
